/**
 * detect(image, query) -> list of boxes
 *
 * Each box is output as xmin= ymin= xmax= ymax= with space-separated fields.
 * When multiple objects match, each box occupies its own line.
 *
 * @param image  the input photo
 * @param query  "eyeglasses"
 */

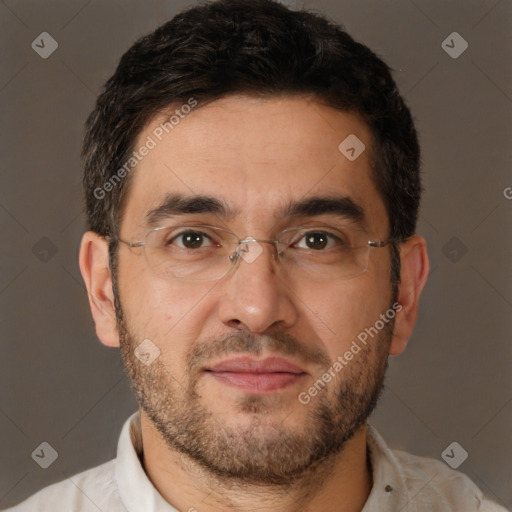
xmin=115 ymin=223 xmax=392 ymax=282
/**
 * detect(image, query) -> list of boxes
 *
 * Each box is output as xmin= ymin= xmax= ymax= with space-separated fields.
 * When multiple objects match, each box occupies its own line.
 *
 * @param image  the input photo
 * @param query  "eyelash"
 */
xmin=168 ymin=229 xmax=347 ymax=250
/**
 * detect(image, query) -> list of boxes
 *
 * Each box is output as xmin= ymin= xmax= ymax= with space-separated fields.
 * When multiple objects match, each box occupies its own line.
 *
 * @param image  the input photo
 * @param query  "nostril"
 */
xmin=226 ymin=319 xmax=243 ymax=330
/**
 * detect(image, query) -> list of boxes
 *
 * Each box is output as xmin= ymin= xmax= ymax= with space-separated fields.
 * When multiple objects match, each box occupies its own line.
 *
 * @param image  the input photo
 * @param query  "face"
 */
xmin=114 ymin=95 xmax=395 ymax=484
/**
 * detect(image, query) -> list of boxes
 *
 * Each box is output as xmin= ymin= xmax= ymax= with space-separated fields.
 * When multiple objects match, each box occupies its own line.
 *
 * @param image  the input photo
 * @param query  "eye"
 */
xmin=293 ymin=231 xmax=343 ymax=251
xmin=170 ymin=230 xmax=216 ymax=250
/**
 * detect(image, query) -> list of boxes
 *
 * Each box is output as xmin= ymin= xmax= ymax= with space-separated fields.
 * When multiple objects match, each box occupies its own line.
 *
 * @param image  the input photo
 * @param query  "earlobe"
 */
xmin=79 ymin=231 xmax=120 ymax=348
xmin=389 ymin=235 xmax=430 ymax=356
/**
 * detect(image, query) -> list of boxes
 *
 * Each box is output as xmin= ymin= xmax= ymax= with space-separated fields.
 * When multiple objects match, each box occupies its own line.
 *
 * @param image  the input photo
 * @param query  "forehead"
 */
xmin=121 ymin=95 xmax=388 ymax=236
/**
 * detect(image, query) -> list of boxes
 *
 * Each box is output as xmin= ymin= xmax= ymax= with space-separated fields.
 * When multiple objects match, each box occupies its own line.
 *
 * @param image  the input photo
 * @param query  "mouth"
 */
xmin=204 ymin=356 xmax=308 ymax=393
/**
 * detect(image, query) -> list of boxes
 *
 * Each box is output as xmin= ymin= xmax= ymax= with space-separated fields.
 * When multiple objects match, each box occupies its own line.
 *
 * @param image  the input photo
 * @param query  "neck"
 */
xmin=140 ymin=411 xmax=372 ymax=512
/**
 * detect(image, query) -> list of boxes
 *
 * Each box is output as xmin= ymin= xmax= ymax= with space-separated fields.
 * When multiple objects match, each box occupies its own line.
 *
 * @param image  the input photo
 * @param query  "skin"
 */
xmin=79 ymin=95 xmax=429 ymax=512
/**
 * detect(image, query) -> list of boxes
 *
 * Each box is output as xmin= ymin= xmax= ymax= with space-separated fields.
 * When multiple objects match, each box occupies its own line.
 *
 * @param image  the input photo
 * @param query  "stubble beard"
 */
xmin=115 ymin=288 xmax=392 ymax=487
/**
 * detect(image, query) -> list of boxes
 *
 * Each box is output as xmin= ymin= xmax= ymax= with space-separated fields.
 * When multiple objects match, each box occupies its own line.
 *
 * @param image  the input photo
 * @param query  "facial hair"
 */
xmin=115 ymin=286 xmax=393 ymax=489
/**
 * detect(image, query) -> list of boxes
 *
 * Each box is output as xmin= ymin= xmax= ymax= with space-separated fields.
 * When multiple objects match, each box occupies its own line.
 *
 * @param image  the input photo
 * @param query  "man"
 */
xmin=5 ymin=0 xmax=506 ymax=511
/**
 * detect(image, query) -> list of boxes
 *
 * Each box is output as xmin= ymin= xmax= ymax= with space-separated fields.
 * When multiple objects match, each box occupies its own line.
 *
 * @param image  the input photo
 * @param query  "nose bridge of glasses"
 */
xmin=230 ymin=236 xmax=282 ymax=265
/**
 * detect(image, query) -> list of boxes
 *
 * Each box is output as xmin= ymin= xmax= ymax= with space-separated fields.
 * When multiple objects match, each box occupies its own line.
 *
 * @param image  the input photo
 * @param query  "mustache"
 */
xmin=187 ymin=330 xmax=331 ymax=372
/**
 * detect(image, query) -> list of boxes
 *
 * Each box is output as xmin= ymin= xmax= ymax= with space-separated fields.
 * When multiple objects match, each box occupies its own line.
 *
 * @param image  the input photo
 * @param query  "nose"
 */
xmin=217 ymin=239 xmax=298 ymax=334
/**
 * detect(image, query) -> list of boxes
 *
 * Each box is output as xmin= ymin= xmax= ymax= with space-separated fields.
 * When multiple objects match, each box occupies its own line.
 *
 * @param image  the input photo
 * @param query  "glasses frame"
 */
xmin=114 ymin=223 xmax=394 ymax=282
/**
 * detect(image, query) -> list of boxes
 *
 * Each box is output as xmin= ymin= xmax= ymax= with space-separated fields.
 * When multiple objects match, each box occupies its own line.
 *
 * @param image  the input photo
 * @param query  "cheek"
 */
xmin=118 ymin=262 xmax=211 ymax=362
xmin=301 ymin=276 xmax=391 ymax=360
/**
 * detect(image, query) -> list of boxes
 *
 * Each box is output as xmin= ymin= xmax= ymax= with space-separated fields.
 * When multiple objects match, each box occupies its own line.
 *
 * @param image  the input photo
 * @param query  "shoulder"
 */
xmin=392 ymin=448 xmax=506 ymax=511
xmin=366 ymin=426 xmax=506 ymax=511
xmin=3 ymin=459 xmax=126 ymax=512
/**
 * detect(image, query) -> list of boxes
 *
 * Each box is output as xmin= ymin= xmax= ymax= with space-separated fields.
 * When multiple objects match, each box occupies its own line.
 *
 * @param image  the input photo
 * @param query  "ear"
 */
xmin=79 ymin=231 xmax=120 ymax=348
xmin=389 ymin=235 xmax=429 ymax=356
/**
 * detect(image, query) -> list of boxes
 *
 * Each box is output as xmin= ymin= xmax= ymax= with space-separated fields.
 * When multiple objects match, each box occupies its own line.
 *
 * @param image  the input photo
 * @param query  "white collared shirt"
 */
xmin=4 ymin=412 xmax=506 ymax=512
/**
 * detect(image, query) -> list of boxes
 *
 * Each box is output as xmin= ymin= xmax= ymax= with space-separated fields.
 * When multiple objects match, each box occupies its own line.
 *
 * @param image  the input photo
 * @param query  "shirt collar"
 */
xmin=362 ymin=424 xmax=414 ymax=511
xmin=116 ymin=411 xmax=178 ymax=511
xmin=115 ymin=412 xmax=414 ymax=512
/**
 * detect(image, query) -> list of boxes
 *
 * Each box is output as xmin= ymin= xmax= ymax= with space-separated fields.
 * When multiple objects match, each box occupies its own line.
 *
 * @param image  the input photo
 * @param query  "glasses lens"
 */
xmin=145 ymin=225 xmax=238 ymax=281
xmin=142 ymin=224 xmax=375 ymax=281
xmin=279 ymin=226 xmax=371 ymax=280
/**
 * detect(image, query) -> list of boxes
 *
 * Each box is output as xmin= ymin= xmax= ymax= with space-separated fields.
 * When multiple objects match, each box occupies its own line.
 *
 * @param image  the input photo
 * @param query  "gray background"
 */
xmin=1 ymin=0 xmax=511 ymax=509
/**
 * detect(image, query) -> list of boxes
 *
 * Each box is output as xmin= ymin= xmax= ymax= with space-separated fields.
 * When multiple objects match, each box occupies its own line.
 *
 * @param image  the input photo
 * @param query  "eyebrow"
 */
xmin=280 ymin=195 xmax=365 ymax=226
xmin=145 ymin=192 xmax=366 ymax=228
xmin=145 ymin=193 xmax=237 ymax=227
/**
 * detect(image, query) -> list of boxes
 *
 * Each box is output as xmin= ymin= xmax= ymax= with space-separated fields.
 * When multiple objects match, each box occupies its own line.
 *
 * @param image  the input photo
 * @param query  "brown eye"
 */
xmin=305 ymin=232 xmax=328 ymax=250
xmin=294 ymin=231 xmax=340 ymax=251
xmin=172 ymin=230 xmax=212 ymax=249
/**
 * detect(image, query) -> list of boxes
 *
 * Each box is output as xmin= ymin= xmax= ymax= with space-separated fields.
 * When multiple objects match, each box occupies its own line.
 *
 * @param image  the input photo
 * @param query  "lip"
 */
xmin=205 ymin=356 xmax=307 ymax=393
